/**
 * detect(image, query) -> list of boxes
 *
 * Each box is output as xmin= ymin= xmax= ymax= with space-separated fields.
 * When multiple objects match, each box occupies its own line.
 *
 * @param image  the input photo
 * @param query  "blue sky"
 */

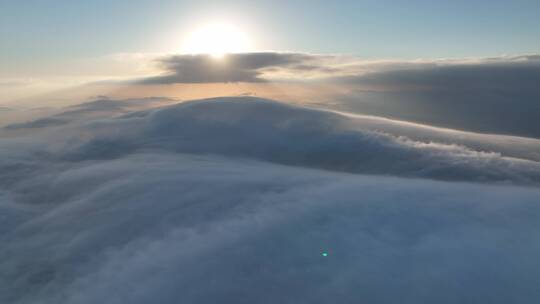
xmin=3 ymin=0 xmax=540 ymax=59
xmin=1 ymin=0 xmax=539 ymax=98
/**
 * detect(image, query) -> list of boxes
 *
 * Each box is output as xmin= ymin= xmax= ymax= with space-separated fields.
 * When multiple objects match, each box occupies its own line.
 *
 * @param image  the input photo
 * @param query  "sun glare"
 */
xmin=181 ymin=23 xmax=253 ymax=58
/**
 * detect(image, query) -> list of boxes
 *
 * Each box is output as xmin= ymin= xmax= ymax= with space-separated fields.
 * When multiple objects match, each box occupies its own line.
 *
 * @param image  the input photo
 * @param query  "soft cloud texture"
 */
xmin=141 ymin=52 xmax=540 ymax=85
xmin=332 ymin=55 xmax=540 ymax=138
xmin=6 ymin=97 xmax=540 ymax=184
xmin=140 ymin=52 xmax=327 ymax=84
xmin=2 ymin=96 xmax=540 ymax=303
xmin=135 ymin=52 xmax=540 ymax=138
xmin=3 ymin=97 xmax=173 ymax=130
xmin=2 ymin=153 xmax=540 ymax=304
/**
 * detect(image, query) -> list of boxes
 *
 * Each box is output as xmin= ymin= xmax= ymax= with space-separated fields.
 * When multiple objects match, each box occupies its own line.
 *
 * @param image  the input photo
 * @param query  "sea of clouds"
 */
xmin=2 ymin=96 xmax=540 ymax=303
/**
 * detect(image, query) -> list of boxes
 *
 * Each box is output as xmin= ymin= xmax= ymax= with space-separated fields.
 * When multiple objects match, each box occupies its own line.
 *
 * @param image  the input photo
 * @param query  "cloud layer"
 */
xmin=6 ymin=96 xmax=540 ymax=185
xmin=2 ymin=96 xmax=540 ymax=303
xmin=2 ymin=149 xmax=540 ymax=304
xmin=332 ymin=55 xmax=540 ymax=138
xmin=135 ymin=52 xmax=540 ymax=138
xmin=141 ymin=52 xmax=324 ymax=84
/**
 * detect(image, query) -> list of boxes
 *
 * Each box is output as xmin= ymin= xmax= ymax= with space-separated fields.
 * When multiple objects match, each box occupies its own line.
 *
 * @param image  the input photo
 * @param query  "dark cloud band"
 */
xmin=140 ymin=52 xmax=319 ymax=84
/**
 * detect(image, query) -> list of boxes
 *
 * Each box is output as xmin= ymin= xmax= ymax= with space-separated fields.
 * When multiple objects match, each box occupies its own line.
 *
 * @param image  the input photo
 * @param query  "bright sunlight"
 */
xmin=181 ymin=23 xmax=253 ymax=58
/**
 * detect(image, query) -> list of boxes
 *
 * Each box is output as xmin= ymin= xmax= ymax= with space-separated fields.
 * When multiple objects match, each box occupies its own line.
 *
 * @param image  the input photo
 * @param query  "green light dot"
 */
xmin=322 ymin=252 xmax=328 ymax=257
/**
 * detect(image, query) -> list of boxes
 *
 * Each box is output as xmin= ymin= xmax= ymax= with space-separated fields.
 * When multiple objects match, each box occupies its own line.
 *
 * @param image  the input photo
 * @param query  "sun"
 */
xmin=181 ymin=23 xmax=253 ymax=58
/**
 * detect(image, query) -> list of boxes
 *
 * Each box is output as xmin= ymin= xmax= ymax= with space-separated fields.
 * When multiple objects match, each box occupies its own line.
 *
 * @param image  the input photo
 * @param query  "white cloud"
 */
xmin=2 ymin=96 xmax=540 ymax=303
xmin=2 ymin=152 xmax=540 ymax=304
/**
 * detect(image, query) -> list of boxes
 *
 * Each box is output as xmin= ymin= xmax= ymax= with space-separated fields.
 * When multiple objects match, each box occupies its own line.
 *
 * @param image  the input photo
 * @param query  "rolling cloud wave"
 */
xmin=2 ymin=96 xmax=540 ymax=303
xmin=48 ymin=97 xmax=540 ymax=185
